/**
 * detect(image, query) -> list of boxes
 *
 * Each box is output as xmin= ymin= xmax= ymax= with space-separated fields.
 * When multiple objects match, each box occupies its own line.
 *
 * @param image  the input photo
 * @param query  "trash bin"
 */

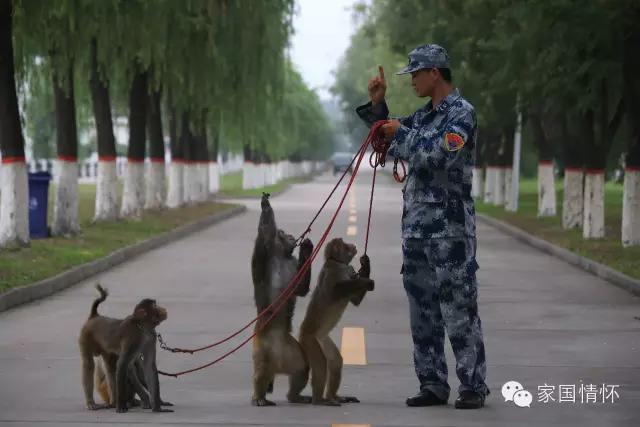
xmin=28 ymin=172 xmax=52 ymax=239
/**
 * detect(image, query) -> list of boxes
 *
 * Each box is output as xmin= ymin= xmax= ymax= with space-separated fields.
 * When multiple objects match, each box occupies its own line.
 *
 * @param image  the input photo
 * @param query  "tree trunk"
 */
xmin=51 ymin=61 xmax=80 ymax=236
xmin=622 ymin=29 xmax=640 ymax=247
xmin=243 ymin=145 xmax=255 ymax=190
xmin=530 ymin=114 xmax=557 ymax=217
xmin=501 ymin=125 xmax=515 ymax=208
xmin=562 ymin=116 xmax=584 ymax=229
xmin=480 ymin=129 xmax=500 ymax=204
xmin=581 ymin=110 xmax=605 ymax=238
xmin=194 ymin=116 xmax=209 ymax=202
xmin=166 ymin=101 xmax=183 ymax=208
xmin=208 ymin=129 xmax=220 ymax=194
xmin=145 ymin=88 xmax=166 ymax=210
xmin=120 ymin=65 xmax=148 ymax=218
xmin=0 ymin=1 xmax=29 ymax=247
xmin=89 ymin=39 xmax=118 ymax=222
xmin=181 ymin=112 xmax=198 ymax=204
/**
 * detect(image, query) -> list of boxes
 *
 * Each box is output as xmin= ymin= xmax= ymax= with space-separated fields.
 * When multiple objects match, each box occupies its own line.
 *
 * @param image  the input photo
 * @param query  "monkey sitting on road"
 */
xmin=299 ymin=238 xmax=374 ymax=406
xmin=78 ymin=284 xmax=173 ymax=413
xmin=251 ymin=193 xmax=314 ymax=406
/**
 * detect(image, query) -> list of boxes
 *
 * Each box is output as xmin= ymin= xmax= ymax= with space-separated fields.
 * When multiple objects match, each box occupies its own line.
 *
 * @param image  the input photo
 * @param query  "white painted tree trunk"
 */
xmin=242 ymin=162 xmax=254 ymax=190
xmin=94 ymin=160 xmax=119 ymax=221
xmin=562 ymin=168 xmax=584 ymax=229
xmin=493 ymin=167 xmax=505 ymax=205
xmin=622 ymin=168 xmax=640 ymax=247
xmin=52 ymin=160 xmax=80 ymax=236
xmin=183 ymin=163 xmax=198 ymax=203
xmin=208 ymin=162 xmax=220 ymax=194
xmin=167 ymin=161 xmax=183 ymax=208
xmin=504 ymin=167 xmax=513 ymax=209
xmin=484 ymin=167 xmax=495 ymax=203
xmin=144 ymin=161 xmax=166 ymax=210
xmin=120 ymin=161 xmax=145 ymax=218
xmin=472 ymin=167 xmax=483 ymax=199
xmin=537 ymin=162 xmax=557 ymax=217
xmin=0 ymin=162 xmax=29 ymax=247
xmin=583 ymin=171 xmax=605 ymax=239
xmin=198 ymin=163 xmax=209 ymax=201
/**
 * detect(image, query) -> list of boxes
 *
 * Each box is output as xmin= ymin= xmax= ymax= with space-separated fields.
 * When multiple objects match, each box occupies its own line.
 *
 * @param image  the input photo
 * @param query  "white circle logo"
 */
xmin=502 ymin=380 xmax=524 ymax=402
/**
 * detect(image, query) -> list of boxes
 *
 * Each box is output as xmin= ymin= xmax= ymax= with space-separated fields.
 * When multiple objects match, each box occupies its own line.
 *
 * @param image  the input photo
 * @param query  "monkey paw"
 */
xmin=252 ymin=398 xmax=276 ymax=406
xmin=287 ymin=394 xmax=312 ymax=404
xmin=313 ymin=398 xmax=341 ymax=406
xmin=261 ymin=193 xmax=271 ymax=209
xmin=86 ymin=402 xmax=108 ymax=411
xmin=337 ymin=395 xmax=360 ymax=403
xmin=161 ymin=400 xmax=174 ymax=406
xmin=152 ymin=407 xmax=175 ymax=413
xmin=115 ymin=405 xmax=129 ymax=413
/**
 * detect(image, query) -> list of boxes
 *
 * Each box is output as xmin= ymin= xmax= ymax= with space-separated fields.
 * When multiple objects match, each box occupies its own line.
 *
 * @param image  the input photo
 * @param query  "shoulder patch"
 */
xmin=444 ymin=132 xmax=465 ymax=152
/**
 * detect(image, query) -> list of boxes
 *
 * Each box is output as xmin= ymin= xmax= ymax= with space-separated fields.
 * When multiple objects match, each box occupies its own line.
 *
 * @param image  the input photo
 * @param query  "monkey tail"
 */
xmin=89 ymin=284 xmax=109 ymax=319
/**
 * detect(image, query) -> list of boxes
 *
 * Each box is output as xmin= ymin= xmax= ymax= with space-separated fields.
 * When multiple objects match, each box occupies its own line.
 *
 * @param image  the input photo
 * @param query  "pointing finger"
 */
xmin=378 ymin=65 xmax=385 ymax=81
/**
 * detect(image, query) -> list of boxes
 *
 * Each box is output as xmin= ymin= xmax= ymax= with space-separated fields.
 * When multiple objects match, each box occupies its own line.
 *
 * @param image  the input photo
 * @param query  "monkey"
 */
xmin=78 ymin=284 xmax=173 ymax=413
xmin=298 ymin=238 xmax=374 ymax=406
xmin=250 ymin=192 xmax=314 ymax=406
xmin=94 ymin=349 xmax=174 ymax=409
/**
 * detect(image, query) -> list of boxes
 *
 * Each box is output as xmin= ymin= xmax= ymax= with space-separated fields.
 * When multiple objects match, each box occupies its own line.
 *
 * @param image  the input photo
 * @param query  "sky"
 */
xmin=289 ymin=0 xmax=361 ymax=101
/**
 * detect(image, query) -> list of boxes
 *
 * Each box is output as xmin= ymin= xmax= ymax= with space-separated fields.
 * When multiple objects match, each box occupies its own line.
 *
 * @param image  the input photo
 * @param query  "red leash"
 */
xmin=158 ymin=120 xmax=402 ymax=377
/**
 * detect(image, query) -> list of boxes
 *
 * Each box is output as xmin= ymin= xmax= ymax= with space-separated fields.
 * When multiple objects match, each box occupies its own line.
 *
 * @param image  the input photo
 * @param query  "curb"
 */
xmin=477 ymin=213 xmax=640 ymax=297
xmin=0 ymin=205 xmax=247 ymax=313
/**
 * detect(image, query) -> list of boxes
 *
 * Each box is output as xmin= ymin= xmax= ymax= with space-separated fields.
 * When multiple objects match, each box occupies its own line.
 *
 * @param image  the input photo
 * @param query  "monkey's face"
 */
xmin=134 ymin=299 xmax=168 ymax=326
xmin=325 ymin=238 xmax=357 ymax=264
xmin=278 ymin=229 xmax=297 ymax=255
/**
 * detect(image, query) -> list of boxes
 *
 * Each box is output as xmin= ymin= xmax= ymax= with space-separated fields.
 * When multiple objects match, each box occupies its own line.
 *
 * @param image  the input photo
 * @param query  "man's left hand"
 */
xmin=381 ymin=119 xmax=401 ymax=141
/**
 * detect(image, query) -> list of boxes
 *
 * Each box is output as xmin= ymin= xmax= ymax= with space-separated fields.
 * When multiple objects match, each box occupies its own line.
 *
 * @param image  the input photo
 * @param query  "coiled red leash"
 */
xmin=158 ymin=120 xmax=404 ymax=377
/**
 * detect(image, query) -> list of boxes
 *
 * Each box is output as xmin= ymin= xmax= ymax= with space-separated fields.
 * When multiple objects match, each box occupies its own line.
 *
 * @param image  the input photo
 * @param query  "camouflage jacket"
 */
xmin=356 ymin=89 xmax=477 ymax=239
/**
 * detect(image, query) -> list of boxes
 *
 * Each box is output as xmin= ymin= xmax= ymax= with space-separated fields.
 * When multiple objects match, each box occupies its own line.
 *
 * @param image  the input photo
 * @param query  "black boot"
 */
xmin=454 ymin=391 xmax=485 ymax=409
xmin=406 ymin=390 xmax=447 ymax=407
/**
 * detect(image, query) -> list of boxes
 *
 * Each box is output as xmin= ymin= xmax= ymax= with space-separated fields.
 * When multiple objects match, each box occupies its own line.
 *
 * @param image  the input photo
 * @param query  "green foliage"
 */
xmin=332 ymin=0 xmax=639 ymax=171
xmin=11 ymin=0 xmax=333 ymax=162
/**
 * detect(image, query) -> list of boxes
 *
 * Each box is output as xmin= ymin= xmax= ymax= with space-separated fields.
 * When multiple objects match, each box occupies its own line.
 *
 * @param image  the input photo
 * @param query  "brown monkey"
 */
xmin=78 ymin=284 xmax=172 ymax=413
xmin=250 ymin=193 xmax=314 ymax=406
xmin=94 ymin=352 xmax=173 ymax=409
xmin=299 ymin=238 xmax=374 ymax=406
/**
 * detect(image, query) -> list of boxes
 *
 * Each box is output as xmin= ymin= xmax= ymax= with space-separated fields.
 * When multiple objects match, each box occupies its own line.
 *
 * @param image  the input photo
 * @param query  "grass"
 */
xmin=218 ymin=170 xmax=311 ymax=198
xmin=476 ymin=179 xmax=640 ymax=280
xmin=0 ymin=183 xmax=238 ymax=292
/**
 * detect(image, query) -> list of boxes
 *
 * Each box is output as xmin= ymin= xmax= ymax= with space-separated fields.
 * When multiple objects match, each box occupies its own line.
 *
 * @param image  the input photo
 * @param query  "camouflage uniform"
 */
xmin=356 ymin=44 xmax=489 ymax=401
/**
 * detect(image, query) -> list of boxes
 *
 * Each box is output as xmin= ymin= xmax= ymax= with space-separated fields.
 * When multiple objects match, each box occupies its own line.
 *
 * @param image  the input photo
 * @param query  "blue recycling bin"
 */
xmin=28 ymin=172 xmax=52 ymax=238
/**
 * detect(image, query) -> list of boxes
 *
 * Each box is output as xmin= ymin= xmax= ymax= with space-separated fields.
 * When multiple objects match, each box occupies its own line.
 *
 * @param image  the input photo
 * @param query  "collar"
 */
xmin=425 ymin=88 xmax=461 ymax=114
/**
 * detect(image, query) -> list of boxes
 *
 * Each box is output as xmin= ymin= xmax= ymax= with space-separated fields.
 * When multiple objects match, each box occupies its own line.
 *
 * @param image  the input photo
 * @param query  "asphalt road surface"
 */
xmin=1 ymin=169 xmax=638 ymax=427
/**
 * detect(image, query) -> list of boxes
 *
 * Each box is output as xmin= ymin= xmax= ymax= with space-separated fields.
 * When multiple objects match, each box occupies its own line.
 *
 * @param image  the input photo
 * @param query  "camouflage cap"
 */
xmin=396 ymin=44 xmax=450 ymax=75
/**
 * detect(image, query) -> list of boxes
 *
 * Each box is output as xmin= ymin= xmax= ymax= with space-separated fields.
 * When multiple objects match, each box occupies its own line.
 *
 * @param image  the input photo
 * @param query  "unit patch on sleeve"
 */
xmin=444 ymin=132 xmax=465 ymax=152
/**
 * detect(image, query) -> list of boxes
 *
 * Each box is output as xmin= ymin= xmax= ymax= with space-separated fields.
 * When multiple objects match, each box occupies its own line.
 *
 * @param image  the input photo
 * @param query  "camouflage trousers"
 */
xmin=401 ymin=237 xmax=489 ymax=400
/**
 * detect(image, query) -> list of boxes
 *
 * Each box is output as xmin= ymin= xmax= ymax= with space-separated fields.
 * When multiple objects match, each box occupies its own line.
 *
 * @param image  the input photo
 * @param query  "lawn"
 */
xmin=0 ymin=183 xmax=237 ymax=292
xmin=219 ymin=170 xmax=311 ymax=198
xmin=476 ymin=179 xmax=640 ymax=280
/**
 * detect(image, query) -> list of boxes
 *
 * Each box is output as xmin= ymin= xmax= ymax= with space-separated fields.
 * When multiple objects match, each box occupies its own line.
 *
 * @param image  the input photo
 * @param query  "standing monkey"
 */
xmin=299 ymin=238 xmax=374 ymax=406
xmin=78 ymin=284 xmax=173 ymax=413
xmin=251 ymin=193 xmax=314 ymax=406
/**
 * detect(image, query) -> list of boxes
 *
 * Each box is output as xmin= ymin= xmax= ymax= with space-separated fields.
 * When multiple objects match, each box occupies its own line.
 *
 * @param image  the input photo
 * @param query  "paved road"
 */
xmin=1 ymin=169 xmax=639 ymax=427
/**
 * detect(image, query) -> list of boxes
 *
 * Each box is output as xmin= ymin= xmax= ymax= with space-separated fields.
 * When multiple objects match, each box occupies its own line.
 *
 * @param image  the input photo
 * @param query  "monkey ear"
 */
xmin=134 ymin=308 xmax=147 ymax=319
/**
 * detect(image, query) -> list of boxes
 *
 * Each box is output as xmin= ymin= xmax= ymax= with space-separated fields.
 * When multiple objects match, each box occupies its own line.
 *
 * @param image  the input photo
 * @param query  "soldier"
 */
xmin=356 ymin=44 xmax=489 ymax=409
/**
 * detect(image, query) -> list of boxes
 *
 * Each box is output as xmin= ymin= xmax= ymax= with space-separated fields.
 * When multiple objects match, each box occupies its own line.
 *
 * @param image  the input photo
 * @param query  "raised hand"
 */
xmin=368 ymin=65 xmax=387 ymax=105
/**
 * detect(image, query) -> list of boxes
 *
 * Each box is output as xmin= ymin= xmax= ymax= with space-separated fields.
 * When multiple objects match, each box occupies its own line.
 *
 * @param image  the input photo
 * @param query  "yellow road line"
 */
xmin=346 ymin=225 xmax=357 ymax=236
xmin=348 ymin=215 xmax=357 ymax=223
xmin=340 ymin=327 xmax=367 ymax=365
